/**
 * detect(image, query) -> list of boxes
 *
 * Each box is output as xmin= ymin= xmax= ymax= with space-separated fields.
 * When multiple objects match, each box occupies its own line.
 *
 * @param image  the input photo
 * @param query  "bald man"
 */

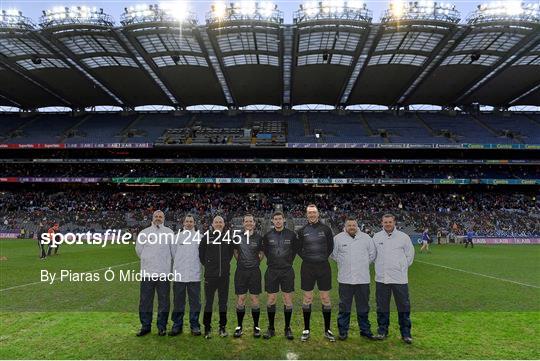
xmin=297 ymin=204 xmax=335 ymax=342
xmin=135 ymin=210 xmax=175 ymax=336
xmin=199 ymin=216 xmax=234 ymax=339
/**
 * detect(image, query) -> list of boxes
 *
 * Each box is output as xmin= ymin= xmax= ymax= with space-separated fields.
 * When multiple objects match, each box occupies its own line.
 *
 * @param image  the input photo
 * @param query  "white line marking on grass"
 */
xmin=416 ymin=260 xmax=540 ymax=289
xmin=0 ymin=261 xmax=138 ymax=292
xmin=286 ymin=352 xmax=298 ymax=360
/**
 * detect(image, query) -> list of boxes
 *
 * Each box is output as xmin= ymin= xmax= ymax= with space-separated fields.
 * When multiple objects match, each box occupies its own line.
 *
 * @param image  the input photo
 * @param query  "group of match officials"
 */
xmin=135 ymin=205 xmax=415 ymax=344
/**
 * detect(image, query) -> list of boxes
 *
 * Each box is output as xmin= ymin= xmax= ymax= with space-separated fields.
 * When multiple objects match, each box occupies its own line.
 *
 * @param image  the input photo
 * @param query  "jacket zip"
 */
xmin=218 ymin=242 xmax=222 ymax=277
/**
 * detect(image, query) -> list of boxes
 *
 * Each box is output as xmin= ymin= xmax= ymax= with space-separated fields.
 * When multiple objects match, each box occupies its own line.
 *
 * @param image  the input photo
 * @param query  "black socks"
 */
xmin=284 ymin=305 xmax=293 ymax=329
xmin=302 ymin=304 xmax=311 ymax=330
xmin=252 ymin=306 xmax=260 ymax=328
xmin=322 ymin=304 xmax=332 ymax=331
xmin=236 ymin=305 xmax=245 ymax=327
xmin=267 ymin=304 xmax=276 ymax=330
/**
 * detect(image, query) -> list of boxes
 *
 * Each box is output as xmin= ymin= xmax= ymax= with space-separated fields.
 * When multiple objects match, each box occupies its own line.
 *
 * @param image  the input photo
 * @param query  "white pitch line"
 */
xmin=416 ymin=260 xmax=540 ymax=289
xmin=0 ymin=261 xmax=138 ymax=292
xmin=286 ymin=352 xmax=299 ymax=360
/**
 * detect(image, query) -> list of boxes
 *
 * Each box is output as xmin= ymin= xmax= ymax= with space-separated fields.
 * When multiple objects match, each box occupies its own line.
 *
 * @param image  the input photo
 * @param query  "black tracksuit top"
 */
xmin=262 ymin=228 xmax=299 ymax=269
xmin=235 ymin=232 xmax=263 ymax=269
xmin=199 ymin=232 xmax=234 ymax=278
xmin=297 ymin=221 xmax=334 ymax=263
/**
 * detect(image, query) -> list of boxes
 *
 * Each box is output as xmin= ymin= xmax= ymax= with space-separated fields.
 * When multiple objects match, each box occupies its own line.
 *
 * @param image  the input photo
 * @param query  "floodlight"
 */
xmin=40 ymin=5 xmax=114 ymax=27
xmin=238 ymin=1 xmax=256 ymax=15
xmin=1 ymin=8 xmax=35 ymax=29
xmin=294 ymin=0 xmax=372 ymax=22
xmin=206 ymin=1 xmax=282 ymax=23
xmin=260 ymin=2 xmax=275 ymax=17
xmin=390 ymin=0 xmax=405 ymax=18
xmin=468 ymin=1 xmax=539 ymax=23
xmin=348 ymin=0 xmax=365 ymax=9
xmin=120 ymin=3 xmax=196 ymax=25
xmin=211 ymin=2 xmax=227 ymax=18
xmin=160 ymin=1 xmax=189 ymax=21
xmin=382 ymin=0 xmax=460 ymax=23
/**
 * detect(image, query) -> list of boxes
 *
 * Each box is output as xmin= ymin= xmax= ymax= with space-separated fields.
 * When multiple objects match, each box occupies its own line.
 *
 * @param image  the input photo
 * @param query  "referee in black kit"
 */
xmin=297 ymin=204 xmax=336 ymax=342
xmin=261 ymin=211 xmax=298 ymax=340
xmin=233 ymin=214 xmax=264 ymax=338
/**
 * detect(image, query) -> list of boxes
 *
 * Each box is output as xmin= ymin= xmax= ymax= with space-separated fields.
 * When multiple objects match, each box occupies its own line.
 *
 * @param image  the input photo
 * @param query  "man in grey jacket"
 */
xmin=331 ymin=217 xmax=376 ymax=341
xmin=169 ymin=214 xmax=202 ymax=336
xmin=135 ymin=210 xmax=174 ymax=337
xmin=372 ymin=214 xmax=415 ymax=344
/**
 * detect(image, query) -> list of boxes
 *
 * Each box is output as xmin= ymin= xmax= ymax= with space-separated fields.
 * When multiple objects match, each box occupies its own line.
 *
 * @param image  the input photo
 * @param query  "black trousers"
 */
xmin=171 ymin=281 xmax=201 ymax=330
xmin=375 ymin=282 xmax=411 ymax=338
xmin=47 ymin=244 xmax=59 ymax=256
xmin=337 ymin=283 xmax=372 ymax=336
xmin=203 ymin=275 xmax=229 ymax=328
xmin=139 ymin=279 xmax=170 ymax=331
xmin=465 ymin=239 xmax=474 ymax=248
xmin=38 ymin=239 xmax=47 ymax=259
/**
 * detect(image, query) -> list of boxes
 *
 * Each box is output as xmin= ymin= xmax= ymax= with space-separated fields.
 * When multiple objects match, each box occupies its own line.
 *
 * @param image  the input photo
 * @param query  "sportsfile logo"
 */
xmin=40 ymin=229 xmax=251 ymax=248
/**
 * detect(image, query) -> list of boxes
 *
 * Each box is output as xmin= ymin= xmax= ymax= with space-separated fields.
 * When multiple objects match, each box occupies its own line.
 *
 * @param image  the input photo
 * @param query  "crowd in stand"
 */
xmin=1 ymin=189 xmax=538 ymax=238
xmin=1 ymin=163 xmax=538 ymax=179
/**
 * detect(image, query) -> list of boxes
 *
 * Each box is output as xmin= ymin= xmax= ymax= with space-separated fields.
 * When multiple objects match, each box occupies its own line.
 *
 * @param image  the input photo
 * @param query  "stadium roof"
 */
xmin=0 ymin=1 xmax=539 ymax=109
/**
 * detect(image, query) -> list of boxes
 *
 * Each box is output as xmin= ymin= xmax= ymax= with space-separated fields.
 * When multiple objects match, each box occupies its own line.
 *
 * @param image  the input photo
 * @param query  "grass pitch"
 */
xmin=1 ymin=240 xmax=539 ymax=359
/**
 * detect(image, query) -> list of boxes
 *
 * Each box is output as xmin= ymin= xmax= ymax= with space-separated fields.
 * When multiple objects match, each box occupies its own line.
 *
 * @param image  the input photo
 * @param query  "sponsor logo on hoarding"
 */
xmin=474 ymin=238 xmax=540 ymax=244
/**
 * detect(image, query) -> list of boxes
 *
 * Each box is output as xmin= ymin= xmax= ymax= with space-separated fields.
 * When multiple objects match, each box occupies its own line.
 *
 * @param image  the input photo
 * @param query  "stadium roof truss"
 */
xmin=1 ymin=6 xmax=539 ymax=109
xmin=408 ymin=20 xmax=540 ymax=106
xmin=291 ymin=18 xmax=372 ymax=106
xmin=347 ymin=18 xmax=460 ymax=105
xmin=121 ymin=20 xmax=229 ymax=107
xmin=205 ymin=19 xmax=283 ymax=106
xmin=0 ymin=25 xmax=84 ymax=107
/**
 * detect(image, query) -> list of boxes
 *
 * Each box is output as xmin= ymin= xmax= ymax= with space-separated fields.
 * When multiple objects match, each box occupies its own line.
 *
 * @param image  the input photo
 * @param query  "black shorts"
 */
xmin=264 ymin=267 xmax=295 ymax=294
xmin=234 ymin=267 xmax=262 ymax=295
xmin=301 ymin=260 xmax=332 ymax=291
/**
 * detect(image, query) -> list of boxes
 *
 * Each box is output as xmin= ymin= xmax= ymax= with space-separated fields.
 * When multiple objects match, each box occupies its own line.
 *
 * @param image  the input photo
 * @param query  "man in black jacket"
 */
xmin=261 ymin=211 xmax=299 ymax=341
xmin=199 ymin=216 xmax=233 ymax=339
xmin=297 ymin=204 xmax=335 ymax=342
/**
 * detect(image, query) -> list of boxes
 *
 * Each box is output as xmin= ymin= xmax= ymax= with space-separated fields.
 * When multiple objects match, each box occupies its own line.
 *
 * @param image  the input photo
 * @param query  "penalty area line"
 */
xmin=0 ymin=261 xmax=139 ymax=292
xmin=416 ymin=260 xmax=540 ymax=289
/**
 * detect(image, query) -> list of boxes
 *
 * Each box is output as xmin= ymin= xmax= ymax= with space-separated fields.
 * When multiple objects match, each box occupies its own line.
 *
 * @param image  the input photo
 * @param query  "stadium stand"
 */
xmin=1 ymin=189 xmax=538 ymax=238
xmin=306 ymin=112 xmax=381 ymax=143
xmin=1 ymin=111 xmax=538 ymax=145
xmin=17 ymin=114 xmax=80 ymax=143
xmin=63 ymin=114 xmax=138 ymax=144
xmin=419 ymin=113 xmax=510 ymax=144
xmin=156 ymin=112 xmax=288 ymax=145
xmin=477 ymin=114 xmax=540 ymax=143
xmin=363 ymin=113 xmax=446 ymax=144
xmin=1 ymin=162 xmax=538 ymax=179
xmin=120 ymin=113 xmax=191 ymax=143
xmin=0 ymin=114 xmax=33 ymax=142
xmin=286 ymin=113 xmax=312 ymax=143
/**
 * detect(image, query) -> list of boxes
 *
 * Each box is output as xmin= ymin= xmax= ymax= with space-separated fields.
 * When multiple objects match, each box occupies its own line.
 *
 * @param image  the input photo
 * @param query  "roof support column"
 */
xmin=282 ymin=25 xmax=293 ymax=107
